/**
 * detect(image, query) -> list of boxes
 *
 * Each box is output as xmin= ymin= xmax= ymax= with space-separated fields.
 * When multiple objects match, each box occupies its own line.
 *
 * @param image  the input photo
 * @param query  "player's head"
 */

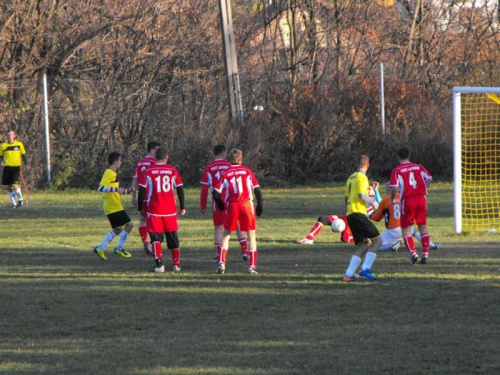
xmin=6 ymin=129 xmax=16 ymax=143
xmin=398 ymin=147 xmax=411 ymax=161
xmin=358 ymin=155 xmax=370 ymax=169
xmin=155 ymin=147 xmax=169 ymax=162
xmin=147 ymin=141 xmax=161 ymax=153
xmin=108 ymin=152 xmax=121 ymax=166
xmin=213 ymin=144 xmax=227 ymax=157
xmin=228 ymin=148 xmax=243 ymax=164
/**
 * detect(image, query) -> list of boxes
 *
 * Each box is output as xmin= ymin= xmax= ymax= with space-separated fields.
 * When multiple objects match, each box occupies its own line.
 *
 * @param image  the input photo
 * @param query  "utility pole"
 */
xmin=219 ymin=0 xmax=244 ymax=126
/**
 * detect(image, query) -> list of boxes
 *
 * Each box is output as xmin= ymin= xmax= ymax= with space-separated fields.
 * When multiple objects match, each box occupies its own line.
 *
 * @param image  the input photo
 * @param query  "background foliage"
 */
xmin=1 ymin=0 xmax=499 ymax=187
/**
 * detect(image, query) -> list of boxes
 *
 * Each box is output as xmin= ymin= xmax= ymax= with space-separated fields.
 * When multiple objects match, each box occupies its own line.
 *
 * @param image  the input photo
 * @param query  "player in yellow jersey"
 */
xmin=0 ymin=130 xmax=30 ymax=208
xmin=92 ymin=152 xmax=134 ymax=260
xmin=343 ymin=155 xmax=382 ymax=281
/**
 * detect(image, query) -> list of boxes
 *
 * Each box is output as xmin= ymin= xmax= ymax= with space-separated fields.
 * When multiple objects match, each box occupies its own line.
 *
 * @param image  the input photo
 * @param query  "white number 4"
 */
xmin=409 ymin=172 xmax=417 ymax=189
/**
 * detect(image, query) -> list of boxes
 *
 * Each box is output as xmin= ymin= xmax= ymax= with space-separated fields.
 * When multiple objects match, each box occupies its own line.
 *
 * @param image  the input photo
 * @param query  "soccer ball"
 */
xmin=331 ymin=218 xmax=346 ymax=233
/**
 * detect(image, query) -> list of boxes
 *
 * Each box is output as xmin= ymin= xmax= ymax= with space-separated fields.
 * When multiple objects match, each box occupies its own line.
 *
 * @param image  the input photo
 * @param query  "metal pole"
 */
xmin=380 ymin=62 xmax=385 ymax=141
xmin=42 ymin=72 xmax=51 ymax=183
xmin=452 ymin=88 xmax=462 ymax=234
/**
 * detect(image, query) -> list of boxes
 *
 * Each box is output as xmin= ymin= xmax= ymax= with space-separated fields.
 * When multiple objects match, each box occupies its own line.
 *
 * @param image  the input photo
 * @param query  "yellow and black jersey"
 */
xmin=345 ymin=171 xmax=369 ymax=216
xmin=99 ymin=168 xmax=124 ymax=215
xmin=0 ymin=141 xmax=26 ymax=167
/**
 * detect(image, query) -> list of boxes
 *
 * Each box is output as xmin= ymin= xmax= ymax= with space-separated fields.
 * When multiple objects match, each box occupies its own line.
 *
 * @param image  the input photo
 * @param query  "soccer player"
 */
xmin=139 ymin=147 xmax=185 ymax=273
xmin=343 ymin=155 xmax=382 ymax=282
xmin=131 ymin=141 xmax=161 ymax=255
xmin=213 ymin=148 xmax=263 ymax=274
xmin=390 ymin=147 xmax=433 ymax=265
xmin=297 ymin=182 xmax=381 ymax=245
xmin=370 ymin=182 xmax=439 ymax=251
xmin=93 ymin=152 xmax=133 ymax=260
xmin=0 ymin=130 xmax=30 ymax=208
xmin=200 ymin=144 xmax=249 ymax=262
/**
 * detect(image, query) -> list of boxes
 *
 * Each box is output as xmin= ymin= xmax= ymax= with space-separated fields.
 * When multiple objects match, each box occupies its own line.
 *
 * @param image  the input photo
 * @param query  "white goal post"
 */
xmin=453 ymin=87 xmax=500 ymax=234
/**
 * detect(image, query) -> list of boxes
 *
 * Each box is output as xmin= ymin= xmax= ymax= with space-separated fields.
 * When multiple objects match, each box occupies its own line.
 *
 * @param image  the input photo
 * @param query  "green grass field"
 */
xmin=0 ymin=183 xmax=499 ymax=374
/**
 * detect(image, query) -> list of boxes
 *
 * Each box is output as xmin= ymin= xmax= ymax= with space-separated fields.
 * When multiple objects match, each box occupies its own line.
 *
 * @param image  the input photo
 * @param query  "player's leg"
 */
xmin=412 ymin=226 xmax=439 ymax=250
xmin=400 ymin=199 xmax=419 ymax=264
xmin=138 ymin=208 xmax=152 ymax=255
xmin=115 ymin=217 xmax=133 ymax=257
xmin=149 ymin=232 xmax=165 ymax=272
xmin=2 ymin=167 xmax=18 ymax=208
xmin=414 ymin=196 xmax=430 ymax=263
xmin=379 ymin=228 xmax=402 ymax=251
xmin=218 ymin=228 xmax=232 ymax=273
xmin=11 ymin=168 xmax=22 ymax=206
xmin=8 ymin=185 xmax=17 ymax=208
xmin=357 ymin=219 xmax=381 ymax=280
xmin=218 ymin=203 xmax=238 ymax=273
xmin=236 ymin=223 xmax=249 ymax=261
xmin=93 ymin=212 xmax=125 ymax=259
xmin=213 ymin=224 xmax=224 ymax=261
xmin=240 ymin=201 xmax=258 ymax=273
xmin=165 ymin=231 xmax=181 ymax=272
xmin=298 ymin=215 xmax=332 ymax=244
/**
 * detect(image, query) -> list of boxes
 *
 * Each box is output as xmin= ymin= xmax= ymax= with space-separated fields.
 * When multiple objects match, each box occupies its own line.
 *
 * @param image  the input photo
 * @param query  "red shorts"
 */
xmin=212 ymin=201 xmax=226 ymax=226
xmin=401 ymin=196 xmax=427 ymax=228
xmin=224 ymin=200 xmax=256 ymax=232
xmin=146 ymin=213 xmax=179 ymax=233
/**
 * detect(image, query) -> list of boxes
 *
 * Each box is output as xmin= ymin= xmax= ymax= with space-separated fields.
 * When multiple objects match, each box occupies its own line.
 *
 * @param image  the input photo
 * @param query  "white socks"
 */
xmin=345 ymin=255 xmax=362 ymax=277
xmin=116 ymin=231 xmax=129 ymax=249
xmin=361 ymin=252 xmax=377 ymax=271
xmin=98 ymin=231 xmax=116 ymax=250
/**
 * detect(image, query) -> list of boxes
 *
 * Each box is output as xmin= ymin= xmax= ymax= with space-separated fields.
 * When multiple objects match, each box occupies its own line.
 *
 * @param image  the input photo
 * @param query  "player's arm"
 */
xmin=22 ymin=154 xmax=30 ymax=171
xmin=254 ymin=187 xmax=263 ymax=217
xmin=176 ymin=185 xmax=186 ymax=215
xmin=212 ymin=188 xmax=225 ymax=211
xmin=359 ymin=191 xmax=378 ymax=210
xmin=370 ymin=197 xmax=387 ymax=222
xmin=200 ymin=183 xmax=209 ymax=212
xmin=97 ymin=185 xmax=128 ymax=194
xmin=131 ymin=177 xmax=138 ymax=205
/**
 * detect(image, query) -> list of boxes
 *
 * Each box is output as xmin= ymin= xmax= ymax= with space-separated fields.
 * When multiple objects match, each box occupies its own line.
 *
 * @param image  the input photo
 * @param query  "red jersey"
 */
xmin=214 ymin=164 xmax=259 ymax=204
xmin=390 ymin=161 xmax=432 ymax=200
xmin=200 ymin=159 xmax=231 ymax=210
xmin=134 ymin=155 xmax=157 ymax=187
xmin=142 ymin=163 xmax=184 ymax=216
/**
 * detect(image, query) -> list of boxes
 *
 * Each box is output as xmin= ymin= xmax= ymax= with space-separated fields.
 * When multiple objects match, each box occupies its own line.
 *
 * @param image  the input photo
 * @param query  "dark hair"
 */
xmin=147 ymin=141 xmax=161 ymax=152
xmin=155 ymin=147 xmax=168 ymax=161
xmin=398 ymin=147 xmax=410 ymax=160
xmin=108 ymin=152 xmax=121 ymax=165
xmin=213 ymin=144 xmax=227 ymax=156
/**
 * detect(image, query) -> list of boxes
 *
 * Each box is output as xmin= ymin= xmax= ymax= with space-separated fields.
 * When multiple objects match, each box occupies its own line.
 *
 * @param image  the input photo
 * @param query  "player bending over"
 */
xmin=139 ymin=147 xmax=185 ymax=273
xmin=297 ymin=182 xmax=381 ymax=245
xmin=200 ymin=144 xmax=249 ymax=262
xmin=370 ymin=182 xmax=439 ymax=251
xmin=389 ymin=148 xmax=433 ymax=265
xmin=131 ymin=141 xmax=161 ymax=255
xmin=93 ymin=152 xmax=133 ymax=260
xmin=213 ymin=148 xmax=263 ymax=274
xmin=0 ymin=130 xmax=30 ymax=208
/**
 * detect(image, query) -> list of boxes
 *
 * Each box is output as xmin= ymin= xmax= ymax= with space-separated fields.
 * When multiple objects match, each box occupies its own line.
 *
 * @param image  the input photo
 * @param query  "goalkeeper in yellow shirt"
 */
xmin=0 ymin=130 xmax=30 ymax=208
xmin=92 ymin=152 xmax=134 ymax=260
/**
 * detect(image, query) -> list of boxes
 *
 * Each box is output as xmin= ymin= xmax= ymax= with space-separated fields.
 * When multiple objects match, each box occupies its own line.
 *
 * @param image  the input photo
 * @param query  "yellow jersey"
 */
xmin=0 ymin=141 xmax=26 ymax=167
xmin=345 ymin=171 xmax=369 ymax=216
xmin=99 ymin=168 xmax=124 ymax=215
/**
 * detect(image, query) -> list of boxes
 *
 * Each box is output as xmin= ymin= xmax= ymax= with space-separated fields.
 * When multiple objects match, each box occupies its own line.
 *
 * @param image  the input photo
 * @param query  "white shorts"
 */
xmin=380 ymin=226 xmax=416 ymax=245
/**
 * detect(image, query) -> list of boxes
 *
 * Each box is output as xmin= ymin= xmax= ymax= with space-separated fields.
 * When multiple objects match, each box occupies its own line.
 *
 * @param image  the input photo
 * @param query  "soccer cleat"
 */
xmin=11 ymin=204 xmax=17 ymax=209
xmin=391 ymin=240 xmax=401 ymax=252
xmin=420 ymin=255 xmax=428 ymax=264
xmin=242 ymin=253 xmax=250 ymax=261
xmin=173 ymin=265 xmax=181 ymax=272
xmin=247 ymin=267 xmax=258 ymax=274
xmin=114 ymin=247 xmax=132 ymax=258
xmin=151 ymin=265 xmax=165 ymax=273
xmin=17 ymin=200 xmax=23 ymax=207
xmin=343 ymin=275 xmax=358 ymax=282
xmin=410 ymin=255 xmax=419 ymax=266
xmin=359 ymin=269 xmax=378 ymax=280
xmin=431 ymin=243 xmax=440 ymax=250
xmin=297 ymin=238 xmax=314 ymax=245
xmin=143 ymin=243 xmax=152 ymax=256
xmin=93 ymin=247 xmax=107 ymax=260
xmin=217 ymin=264 xmax=225 ymax=274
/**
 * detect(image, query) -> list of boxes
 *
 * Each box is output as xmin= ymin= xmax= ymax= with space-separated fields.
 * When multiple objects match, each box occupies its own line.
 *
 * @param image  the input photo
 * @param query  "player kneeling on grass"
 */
xmin=213 ymin=148 xmax=263 ymax=274
xmin=93 ymin=152 xmax=133 ymax=260
xmin=139 ymin=147 xmax=185 ymax=273
xmin=343 ymin=155 xmax=382 ymax=282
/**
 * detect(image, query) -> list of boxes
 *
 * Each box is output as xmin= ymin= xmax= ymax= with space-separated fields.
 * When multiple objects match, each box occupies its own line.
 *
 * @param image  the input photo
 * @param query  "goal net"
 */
xmin=453 ymin=87 xmax=500 ymax=233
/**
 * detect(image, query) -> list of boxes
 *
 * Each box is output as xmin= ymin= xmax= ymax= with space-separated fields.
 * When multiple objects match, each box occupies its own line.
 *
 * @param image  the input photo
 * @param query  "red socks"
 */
xmin=139 ymin=226 xmax=149 ymax=245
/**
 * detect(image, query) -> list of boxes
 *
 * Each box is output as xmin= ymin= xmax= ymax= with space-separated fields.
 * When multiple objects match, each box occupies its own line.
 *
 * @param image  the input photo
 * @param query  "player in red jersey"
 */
xmin=213 ymin=148 xmax=263 ymax=274
xmin=138 ymin=147 xmax=185 ymax=273
xmin=200 ymin=145 xmax=249 ymax=262
xmin=297 ymin=182 xmax=381 ymax=245
xmin=131 ymin=141 xmax=161 ymax=256
xmin=390 ymin=147 xmax=433 ymax=265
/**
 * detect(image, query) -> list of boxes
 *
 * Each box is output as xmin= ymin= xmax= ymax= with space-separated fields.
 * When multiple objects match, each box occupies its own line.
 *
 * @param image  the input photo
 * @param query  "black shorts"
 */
xmin=107 ymin=210 xmax=132 ymax=229
xmin=2 ymin=166 xmax=20 ymax=186
xmin=347 ymin=213 xmax=380 ymax=246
